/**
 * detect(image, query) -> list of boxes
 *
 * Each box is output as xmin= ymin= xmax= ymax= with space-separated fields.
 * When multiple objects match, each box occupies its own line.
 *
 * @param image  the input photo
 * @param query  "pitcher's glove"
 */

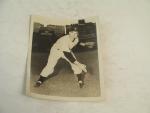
xmin=80 ymin=42 xmax=95 ymax=48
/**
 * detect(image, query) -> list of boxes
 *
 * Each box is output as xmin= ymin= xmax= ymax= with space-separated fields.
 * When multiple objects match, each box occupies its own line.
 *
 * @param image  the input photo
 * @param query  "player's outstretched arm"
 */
xmin=79 ymin=42 xmax=95 ymax=48
xmin=63 ymin=51 xmax=76 ymax=63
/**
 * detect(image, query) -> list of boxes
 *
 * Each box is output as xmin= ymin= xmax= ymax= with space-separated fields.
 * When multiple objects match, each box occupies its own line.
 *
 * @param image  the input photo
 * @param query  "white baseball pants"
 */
xmin=40 ymin=48 xmax=83 ymax=77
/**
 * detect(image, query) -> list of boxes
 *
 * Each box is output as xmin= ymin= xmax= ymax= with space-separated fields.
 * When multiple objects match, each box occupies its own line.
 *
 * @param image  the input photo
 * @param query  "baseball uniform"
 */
xmin=40 ymin=33 xmax=86 ymax=77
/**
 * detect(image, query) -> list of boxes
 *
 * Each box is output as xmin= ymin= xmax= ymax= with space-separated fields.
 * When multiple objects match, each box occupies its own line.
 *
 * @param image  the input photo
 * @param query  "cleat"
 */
xmin=34 ymin=81 xmax=42 ymax=87
xmin=77 ymin=73 xmax=85 ymax=88
xmin=34 ymin=76 xmax=47 ymax=87
xmin=79 ymin=81 xmax=84 ymax=88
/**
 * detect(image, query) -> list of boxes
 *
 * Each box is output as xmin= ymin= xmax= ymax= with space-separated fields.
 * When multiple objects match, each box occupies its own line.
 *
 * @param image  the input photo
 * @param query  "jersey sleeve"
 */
xmin=63 ymin=51 xmax=76 ymax=63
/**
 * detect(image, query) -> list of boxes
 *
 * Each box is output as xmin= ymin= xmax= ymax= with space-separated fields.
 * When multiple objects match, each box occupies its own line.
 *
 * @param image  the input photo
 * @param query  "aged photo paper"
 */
xmin=26 ymin=15 xmax=104 ymax=101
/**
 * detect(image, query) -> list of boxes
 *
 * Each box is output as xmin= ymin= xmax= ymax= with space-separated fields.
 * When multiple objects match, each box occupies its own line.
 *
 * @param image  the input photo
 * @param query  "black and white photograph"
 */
xmin=26 ymin=15 xmax=103 ymax=101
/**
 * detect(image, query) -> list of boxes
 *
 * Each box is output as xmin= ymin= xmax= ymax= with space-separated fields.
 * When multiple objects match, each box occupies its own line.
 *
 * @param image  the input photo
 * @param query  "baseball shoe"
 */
xmin=34 ymin=81 xmax=42 ymax=87
xmin=34 ymin=75 xmax=47 ymax=87
xmin=79 ymin=80 xmax=84 ymax=88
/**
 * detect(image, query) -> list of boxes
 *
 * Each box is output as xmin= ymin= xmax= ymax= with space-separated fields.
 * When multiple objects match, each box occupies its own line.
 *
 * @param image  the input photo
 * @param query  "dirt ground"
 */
xmin=30 ymin=50 xmax=101 ymax=97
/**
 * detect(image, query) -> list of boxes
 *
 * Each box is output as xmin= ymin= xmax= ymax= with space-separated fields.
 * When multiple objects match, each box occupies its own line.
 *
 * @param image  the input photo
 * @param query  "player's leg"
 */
xmin=35 ymin=50 xmax=61 ymax=87
xmin=77 ymin=72 xmax=86 ymax=88
xmin=71 ymin=63 xmax=86 ymax=88
xmin=62 ymin=54 xmax=87 ymax=88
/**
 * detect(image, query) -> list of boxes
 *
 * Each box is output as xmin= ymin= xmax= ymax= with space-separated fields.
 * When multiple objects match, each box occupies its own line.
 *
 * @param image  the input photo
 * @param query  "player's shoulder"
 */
xmin=61 ymin=34 xmax=69 ymax=38
xmin=60 ymin=34 xmax=69 ymax=41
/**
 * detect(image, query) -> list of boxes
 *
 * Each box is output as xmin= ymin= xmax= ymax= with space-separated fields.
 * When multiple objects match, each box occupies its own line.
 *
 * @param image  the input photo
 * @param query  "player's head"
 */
xmin=69 ymin=31 xmax=78 ymax=37
xmin=69 ymin=27 xmax=78 ymax=41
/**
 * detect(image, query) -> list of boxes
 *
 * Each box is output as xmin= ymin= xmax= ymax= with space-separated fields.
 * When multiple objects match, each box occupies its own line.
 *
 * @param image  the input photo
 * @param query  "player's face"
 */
xmin=72 ymin=31 xmax=78 ymax=37
xmin=69 ymin=31 xmax=78 ymax=41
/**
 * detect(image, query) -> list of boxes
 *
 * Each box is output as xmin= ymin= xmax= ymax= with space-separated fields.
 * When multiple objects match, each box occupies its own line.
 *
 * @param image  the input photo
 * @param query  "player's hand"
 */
xmin=77 ymin=62 xmax=87 ymax=73
xmin=74 ymin=61 xmax=87 ymax=73
xmin=79 ymin=64 xmax=87 ymax=73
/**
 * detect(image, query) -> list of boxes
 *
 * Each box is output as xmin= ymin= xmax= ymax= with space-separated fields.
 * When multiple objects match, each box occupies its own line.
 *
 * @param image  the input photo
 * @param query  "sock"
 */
xmin=77 ymin=74 xmax=82 ymax=81
xmin=77 ymin=73 xmax=85 ymax=82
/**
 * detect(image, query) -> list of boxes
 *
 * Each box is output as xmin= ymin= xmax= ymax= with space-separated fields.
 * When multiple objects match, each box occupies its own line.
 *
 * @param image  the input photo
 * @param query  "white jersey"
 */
xmin=52 ymin=35 xmax=79 ymax=52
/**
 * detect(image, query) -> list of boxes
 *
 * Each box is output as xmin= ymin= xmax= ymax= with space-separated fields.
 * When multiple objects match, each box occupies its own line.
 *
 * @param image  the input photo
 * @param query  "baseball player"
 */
xmin=35 ymin=29 xmax=88 ymax=88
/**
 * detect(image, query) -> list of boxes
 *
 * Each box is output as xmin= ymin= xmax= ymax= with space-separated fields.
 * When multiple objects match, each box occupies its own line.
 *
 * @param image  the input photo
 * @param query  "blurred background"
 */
xmin=32 ymin=19 xmax=97 ymax=53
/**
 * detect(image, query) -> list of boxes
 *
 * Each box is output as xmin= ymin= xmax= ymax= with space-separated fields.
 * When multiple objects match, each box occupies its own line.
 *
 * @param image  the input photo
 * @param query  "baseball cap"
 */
xmin=69 ymin=27 xmax=78 ymax=32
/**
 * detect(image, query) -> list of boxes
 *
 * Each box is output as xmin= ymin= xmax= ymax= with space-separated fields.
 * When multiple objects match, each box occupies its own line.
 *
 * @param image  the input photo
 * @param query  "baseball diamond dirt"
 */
xmin=30 ymin=50 xmax=100 ymax=97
